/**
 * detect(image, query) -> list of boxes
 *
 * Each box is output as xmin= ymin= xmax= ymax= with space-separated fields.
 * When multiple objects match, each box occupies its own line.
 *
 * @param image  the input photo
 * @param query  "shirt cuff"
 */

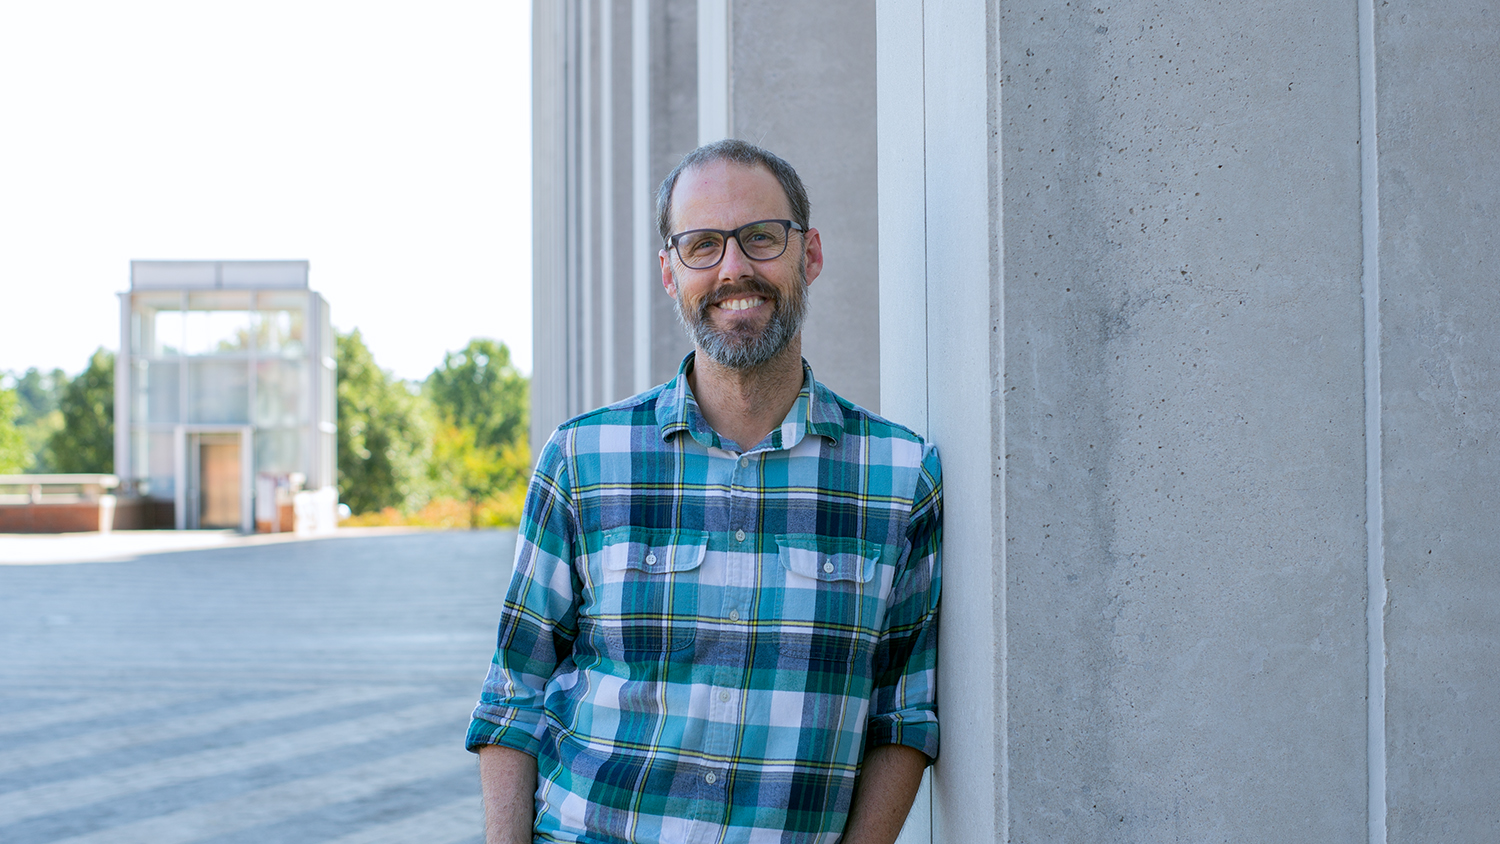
xmin=465 ymin=708 xmax=548 ymax=756
xmin=865 ymin=710 xmax=940 ymax=762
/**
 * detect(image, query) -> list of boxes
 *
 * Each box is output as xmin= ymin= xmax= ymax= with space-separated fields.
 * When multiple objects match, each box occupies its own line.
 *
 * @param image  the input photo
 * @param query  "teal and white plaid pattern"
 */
xmin=469 ymin=355 xmax=942 ymax=844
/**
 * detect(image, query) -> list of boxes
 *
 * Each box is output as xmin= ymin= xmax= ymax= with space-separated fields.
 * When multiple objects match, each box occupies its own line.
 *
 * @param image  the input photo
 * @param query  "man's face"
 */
xmin=660 ymin=161 xmax=823 ymax=370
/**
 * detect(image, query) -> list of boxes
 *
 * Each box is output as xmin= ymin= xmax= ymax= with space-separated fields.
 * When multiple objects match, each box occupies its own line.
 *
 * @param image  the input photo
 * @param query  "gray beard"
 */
xmin=673 ymin=266 xmax=808 ymax=371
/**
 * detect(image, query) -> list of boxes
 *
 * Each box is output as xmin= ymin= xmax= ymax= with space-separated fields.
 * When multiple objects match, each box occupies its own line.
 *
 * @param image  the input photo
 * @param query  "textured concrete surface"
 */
xmin=732 ymin=0 xmax=881 ymax=413
xmin=0 ymin=530 xmax=514 ymax=844
xmin=999 ymin=2 xmax=1369 ymax=841
xmin=1378 ymin=2 xmax=1500 ymax=840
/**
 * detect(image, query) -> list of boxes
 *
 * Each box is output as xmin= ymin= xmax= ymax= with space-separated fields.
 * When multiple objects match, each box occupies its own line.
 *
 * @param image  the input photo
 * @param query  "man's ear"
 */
xmin=660 ymin=250 xmax=678 ymax=298
xmin=802 ymin=227 xmax=824 ymax=286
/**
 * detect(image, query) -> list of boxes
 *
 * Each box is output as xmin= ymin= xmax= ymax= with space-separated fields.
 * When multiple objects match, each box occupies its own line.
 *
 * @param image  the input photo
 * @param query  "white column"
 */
xmin=632 ymin=0 xmax=654 ymax=395
xmin=696 ymin=0 xmax=729 ymax=144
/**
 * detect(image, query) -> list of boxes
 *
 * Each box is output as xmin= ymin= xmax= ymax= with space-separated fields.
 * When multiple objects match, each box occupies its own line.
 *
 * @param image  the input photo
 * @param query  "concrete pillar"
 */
xmin=1378 ymin=2 xmax=1500 ymax=839
xmin=878 ymin=3 xmax=1005 ymax=839
xmin=876 ymin=0 xmax=1444 ymax=840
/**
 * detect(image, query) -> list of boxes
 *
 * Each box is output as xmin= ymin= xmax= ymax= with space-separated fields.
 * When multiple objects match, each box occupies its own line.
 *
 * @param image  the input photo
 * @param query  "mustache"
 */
xmin=701 ymin=278 xmax=780 ymax=309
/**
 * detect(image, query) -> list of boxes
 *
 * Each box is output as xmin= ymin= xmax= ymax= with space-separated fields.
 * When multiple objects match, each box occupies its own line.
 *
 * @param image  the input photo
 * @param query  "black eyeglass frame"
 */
xmin=664 ymin=219 xmax=807 ymax=270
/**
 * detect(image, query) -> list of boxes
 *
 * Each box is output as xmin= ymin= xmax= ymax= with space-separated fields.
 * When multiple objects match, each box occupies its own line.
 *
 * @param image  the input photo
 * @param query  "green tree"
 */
xmin=12 ymin=367 xmax=67 ymax=421
xmin=424 ymin=338 xmax=529 ymax=452
xmin=427 ymin=422 xmax=531 ymax=528
xmin=336 ymin=328 xmax=433 ymax=515
xmin=0 ymin=387 xmax=28 ymax=473
xmin=11 ymin=367 xmax=68 ymax=471
xmin=423 ymin=338 xmax=530 ymax=527
xmin=46 ymin=349 xmax=114 ymax=474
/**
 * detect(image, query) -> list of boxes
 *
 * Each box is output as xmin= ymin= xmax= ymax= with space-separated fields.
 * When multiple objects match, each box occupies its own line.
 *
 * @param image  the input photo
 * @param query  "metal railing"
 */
xmin=0 ymin=474 xmax=120 ymax=505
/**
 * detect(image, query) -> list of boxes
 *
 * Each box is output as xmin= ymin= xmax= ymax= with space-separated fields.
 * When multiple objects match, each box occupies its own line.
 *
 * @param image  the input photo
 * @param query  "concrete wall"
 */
xmin=878 ymin=0 xmax=1498 ymax=841
xmin=1378 ymin=2 xmax=1500 ymax=839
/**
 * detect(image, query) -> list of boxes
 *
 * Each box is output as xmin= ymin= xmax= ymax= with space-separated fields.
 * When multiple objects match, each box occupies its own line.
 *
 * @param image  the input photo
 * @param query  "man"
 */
xmin=468 ymin=140 xmax=942 ymax=844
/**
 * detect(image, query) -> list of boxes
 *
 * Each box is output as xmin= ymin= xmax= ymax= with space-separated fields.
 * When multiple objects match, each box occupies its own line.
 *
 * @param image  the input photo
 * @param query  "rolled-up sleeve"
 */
xmin=466 ymin=431 xmax=581 ymax=755
xmin=863 ymin=443 xmax=942 ymax=762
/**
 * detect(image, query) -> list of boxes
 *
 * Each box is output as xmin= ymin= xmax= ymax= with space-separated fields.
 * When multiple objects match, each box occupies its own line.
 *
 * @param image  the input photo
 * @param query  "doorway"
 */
xmin=175 ymin=426 xmax=253 ymax=531
xmin=194 ymin=434 xmax=242 ymax=528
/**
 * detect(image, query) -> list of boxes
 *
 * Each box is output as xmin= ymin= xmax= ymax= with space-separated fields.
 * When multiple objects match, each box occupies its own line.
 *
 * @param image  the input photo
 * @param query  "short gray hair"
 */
xmin=655 ymin=139 xmax=811 ymax=242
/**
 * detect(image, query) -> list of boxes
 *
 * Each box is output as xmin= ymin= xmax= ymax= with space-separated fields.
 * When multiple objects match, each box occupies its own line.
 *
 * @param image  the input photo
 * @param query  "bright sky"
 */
xmin=0 ymin=1 xmax=532 ymax=382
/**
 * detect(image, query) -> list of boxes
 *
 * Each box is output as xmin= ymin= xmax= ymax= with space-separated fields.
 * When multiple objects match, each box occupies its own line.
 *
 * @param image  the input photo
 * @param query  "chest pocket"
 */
xmin=593 ymin=527 xmax=707 ymax=658
xmin=773 ymin=534 xmax=881 ymax=663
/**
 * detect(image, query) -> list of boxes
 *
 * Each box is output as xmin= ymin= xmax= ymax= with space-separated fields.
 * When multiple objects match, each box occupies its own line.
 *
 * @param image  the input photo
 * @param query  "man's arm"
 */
xmin=840 ymin=744 xmax=928 ymax=844
xmin=478 ymin=745 xmax=537 ymax=844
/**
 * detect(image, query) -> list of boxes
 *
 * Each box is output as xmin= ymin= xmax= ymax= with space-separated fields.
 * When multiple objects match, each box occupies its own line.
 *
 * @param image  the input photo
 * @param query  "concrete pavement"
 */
xmin=0 ymin=529 xmax=516 ymax=844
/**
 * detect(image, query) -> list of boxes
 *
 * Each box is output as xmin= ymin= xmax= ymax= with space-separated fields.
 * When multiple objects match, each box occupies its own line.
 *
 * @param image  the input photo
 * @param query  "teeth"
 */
xmin=719 ymin=297 xmax=765 ymax=311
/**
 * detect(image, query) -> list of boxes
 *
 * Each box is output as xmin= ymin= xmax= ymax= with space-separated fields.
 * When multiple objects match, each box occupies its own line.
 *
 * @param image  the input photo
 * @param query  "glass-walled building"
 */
xmin=115 ymin=260 xmax=336 ymax=531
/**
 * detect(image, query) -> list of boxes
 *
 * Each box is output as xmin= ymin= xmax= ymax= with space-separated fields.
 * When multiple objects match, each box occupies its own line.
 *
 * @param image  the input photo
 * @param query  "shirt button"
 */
xmin=735 ymin=529 xmax=746 ymax=542
xmin=718 ymin=690 xmax=731 ymax=702
xmin=739 ymin=456 xmax=749 ymax=468
xmin=823 ymin=561 xmax=835 ymax=573
xmin=705 ymin=772 xmax=718 ymax=784
xmin=728 ymin=609 xmax=740 ymax=622
xmin=645 ymin=553 xmax=658 ymax=566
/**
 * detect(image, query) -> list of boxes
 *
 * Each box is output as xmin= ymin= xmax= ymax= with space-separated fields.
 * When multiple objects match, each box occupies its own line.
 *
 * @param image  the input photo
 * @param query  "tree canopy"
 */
xmin=46 ymin=349 xmax=114 ymax=474
xmin=335 ymin=328 xmax=433 ymax=515
xmin=0 ymin=387 xmax=28 ymax=473
xmin=424 ymin=338 xmax=529 ymax=452
xmin=418 ymin=338 xmax=531 ymax=526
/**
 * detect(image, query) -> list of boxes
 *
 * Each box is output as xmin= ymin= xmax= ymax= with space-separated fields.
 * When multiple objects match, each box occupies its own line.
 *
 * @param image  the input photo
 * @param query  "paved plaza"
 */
xmin=0 ymin=529 xmax=516 ymax=844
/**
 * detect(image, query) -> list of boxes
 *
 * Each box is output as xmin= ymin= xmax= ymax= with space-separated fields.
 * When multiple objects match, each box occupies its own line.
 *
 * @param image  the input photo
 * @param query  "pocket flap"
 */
xmin=601 ymin=527 xmax=708 ymax=574
xmin=775 ymin=534 xmax=877 ymax=583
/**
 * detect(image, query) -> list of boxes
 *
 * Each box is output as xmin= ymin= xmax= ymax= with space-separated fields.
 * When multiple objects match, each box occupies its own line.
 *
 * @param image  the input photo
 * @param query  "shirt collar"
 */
xmin=656 ymin=352 xmax=845 ymax=450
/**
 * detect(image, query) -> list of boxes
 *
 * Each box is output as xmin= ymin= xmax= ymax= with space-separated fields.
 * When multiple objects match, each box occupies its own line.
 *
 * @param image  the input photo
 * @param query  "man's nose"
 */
xmin=718 ymin=235 xmax=755 ymax=279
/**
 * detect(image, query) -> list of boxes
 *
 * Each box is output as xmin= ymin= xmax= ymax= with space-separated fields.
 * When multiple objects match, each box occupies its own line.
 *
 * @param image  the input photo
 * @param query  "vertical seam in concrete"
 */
xmin=1358 ymin=0 xmax=1386 ymax=841
xmin=919 ymin=2 xmax=933 ymax=835
xmin=986 ymin=0 xmax=1006 ymax=836
xmin=600 ymin=0 xmax=615 ymax=404
xmin=631 ymin=0 xmax=651 ymax=395
xmin=920 ymin=7 xmax=929 ymax=428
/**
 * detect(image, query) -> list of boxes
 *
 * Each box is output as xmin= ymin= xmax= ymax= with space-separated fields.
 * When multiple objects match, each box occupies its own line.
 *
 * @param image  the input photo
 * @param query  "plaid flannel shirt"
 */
xmin=468 ymin=354 xmax=942 ymax=844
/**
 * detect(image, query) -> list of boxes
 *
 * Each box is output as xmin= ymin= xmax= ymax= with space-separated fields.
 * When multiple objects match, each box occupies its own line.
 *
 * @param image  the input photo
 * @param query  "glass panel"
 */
xmin=131 ymin=360 xmax=148 ymax=426
xmin=254 ymin=309 xmax=306 ymax=356
xmin=153 ymin=310 xmax=184 ymax=357
xmin=185 ymin=310 xmax=253 ymax=355
xmin=145 ymin=430 xmax=176 ymax=499
xmin=254 ymin=359 xmax=304 ymax=427
xmin=131 ymin=292 xmax=182 ymax=356
xmin=255 ymin=429 xmax=302 ymax=475
xmin=184 ymin=291 xmax=252 ymax=355
xmin=189 ymin=360 xmax=249 ymax=423
xmin=139 ymin=360 xmax=181 ymax=424
xmin=131 ymin=429 xmax=148 ymax=485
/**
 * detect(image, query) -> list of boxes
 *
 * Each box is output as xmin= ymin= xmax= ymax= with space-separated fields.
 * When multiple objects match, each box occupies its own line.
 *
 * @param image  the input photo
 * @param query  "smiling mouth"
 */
xmin=717 ymin=296 xmax=766 ymax=312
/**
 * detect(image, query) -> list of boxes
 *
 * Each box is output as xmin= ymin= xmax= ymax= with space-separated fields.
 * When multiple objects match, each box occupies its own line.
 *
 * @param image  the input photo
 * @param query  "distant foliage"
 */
xmin=46 ymin=349 xmax=114 ymax=474
xmin=334 ymin=334 xmax=531 ymax=528
xmin=422 ymin=339 xmax=531 ymax=527
xmin=11 ymin=368 xmax=68 ymax=471
xmin=335 ymin=329 xmax=433 ymax=516
xmin=0 ymin=387 xmax=28 ymax=473
xmin=424 ymin=339 xmax=529 ymax=452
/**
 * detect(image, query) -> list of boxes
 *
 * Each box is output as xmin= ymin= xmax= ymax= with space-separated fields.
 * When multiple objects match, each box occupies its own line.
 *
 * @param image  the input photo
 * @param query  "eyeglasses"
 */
xmin=665 ymin=219 xmax=805 ymax=270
